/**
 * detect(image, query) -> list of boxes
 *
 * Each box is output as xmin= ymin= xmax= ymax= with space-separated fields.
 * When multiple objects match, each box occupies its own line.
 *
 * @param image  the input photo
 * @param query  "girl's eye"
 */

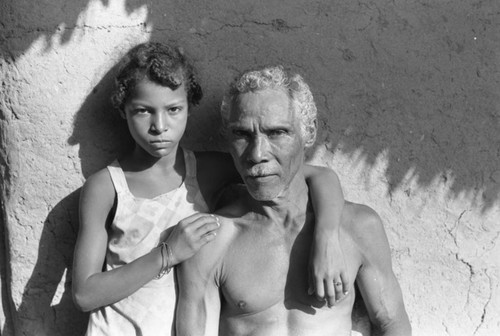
xmin=169 ymin=106 xmax=182 ymax=114
xmin=134 ymin=108 xmax=149 ymax=114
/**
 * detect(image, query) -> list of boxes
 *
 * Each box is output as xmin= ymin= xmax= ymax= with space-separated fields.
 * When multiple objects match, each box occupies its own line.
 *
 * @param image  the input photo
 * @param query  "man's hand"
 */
xmin=308 ymin=232 xmax=349 ymax=307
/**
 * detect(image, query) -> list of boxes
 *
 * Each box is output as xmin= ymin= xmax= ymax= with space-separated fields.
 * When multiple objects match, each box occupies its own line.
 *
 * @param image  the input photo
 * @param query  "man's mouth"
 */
xmin=246 ymin=174 xmax=276 ymax=183
xmin=245 ymin=164 xmax=278 ymax=181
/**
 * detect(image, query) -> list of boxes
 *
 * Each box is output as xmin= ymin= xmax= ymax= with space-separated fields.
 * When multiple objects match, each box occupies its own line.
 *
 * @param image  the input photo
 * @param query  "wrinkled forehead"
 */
xmin=229 ymin=89 xmax=295 ymax=124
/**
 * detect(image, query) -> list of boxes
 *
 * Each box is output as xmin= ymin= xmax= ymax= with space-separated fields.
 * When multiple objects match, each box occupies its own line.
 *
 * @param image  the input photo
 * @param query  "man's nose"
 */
xmin=151 ymin=111 xmax=167 ymax=133
xmin=247 ymin=135 xmax=270 ymax=163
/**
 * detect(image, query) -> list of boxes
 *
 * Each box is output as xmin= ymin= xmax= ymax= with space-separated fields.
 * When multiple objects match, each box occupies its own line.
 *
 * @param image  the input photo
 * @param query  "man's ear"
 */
xmin=304 ymin=118 xmax=317 ymax=148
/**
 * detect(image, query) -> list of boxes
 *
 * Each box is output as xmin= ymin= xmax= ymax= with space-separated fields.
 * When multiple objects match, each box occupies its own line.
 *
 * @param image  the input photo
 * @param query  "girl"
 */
xmin=72 ymin=42 xmax=348 ymax=336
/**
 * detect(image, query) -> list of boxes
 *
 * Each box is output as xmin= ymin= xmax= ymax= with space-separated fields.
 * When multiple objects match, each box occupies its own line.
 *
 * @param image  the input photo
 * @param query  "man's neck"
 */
xmin=250 ymin=174 xmax=311 ymax=229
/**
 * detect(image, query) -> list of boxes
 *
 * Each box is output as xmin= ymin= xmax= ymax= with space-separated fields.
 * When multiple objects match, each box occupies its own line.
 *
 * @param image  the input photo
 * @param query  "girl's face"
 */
xmin=122 ymin=79 xmax=189 ymax=158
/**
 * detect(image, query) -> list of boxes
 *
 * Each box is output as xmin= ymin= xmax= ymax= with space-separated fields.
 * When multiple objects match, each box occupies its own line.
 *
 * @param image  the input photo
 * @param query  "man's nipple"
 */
xmin=237 ymin=301 xmax=247 ymax=309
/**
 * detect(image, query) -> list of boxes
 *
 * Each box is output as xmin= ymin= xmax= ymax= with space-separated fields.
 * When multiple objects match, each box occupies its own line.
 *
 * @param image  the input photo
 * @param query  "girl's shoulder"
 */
xmin=86 ymin=164 xmax=114 ymax=183
xmin=79 ymin=166 xmax=117 ymax=228
xmin=82 ymin=166 xmax=115 ymax=201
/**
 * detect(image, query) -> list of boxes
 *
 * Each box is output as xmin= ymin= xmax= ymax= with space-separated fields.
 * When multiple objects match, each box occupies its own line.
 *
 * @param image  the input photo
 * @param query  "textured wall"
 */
xmin=1 ymin=0 xmax=499 ymax=335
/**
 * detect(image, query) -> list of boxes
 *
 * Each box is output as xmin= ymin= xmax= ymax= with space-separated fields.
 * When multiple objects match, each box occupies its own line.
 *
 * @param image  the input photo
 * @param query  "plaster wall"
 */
xmin=0 ymin=0 xmax=499 ymax=335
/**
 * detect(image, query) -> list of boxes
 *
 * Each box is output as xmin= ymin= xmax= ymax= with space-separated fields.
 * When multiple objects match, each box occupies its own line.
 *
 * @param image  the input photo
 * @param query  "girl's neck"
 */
xmin=123 ymin=144 xmax=183 ymax=173
xmin=119 ymin=145 xmax=186 ymax=198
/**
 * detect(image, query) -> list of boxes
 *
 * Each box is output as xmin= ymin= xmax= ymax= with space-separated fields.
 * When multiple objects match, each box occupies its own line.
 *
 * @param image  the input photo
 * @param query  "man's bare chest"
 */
xmin=219 ymin=228 xmax=316 ymax=316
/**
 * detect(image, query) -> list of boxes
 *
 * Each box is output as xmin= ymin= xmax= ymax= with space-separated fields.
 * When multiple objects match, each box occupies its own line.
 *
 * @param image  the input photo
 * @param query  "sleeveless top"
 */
xmin=86 ymin=148 xmax=209 ymax=336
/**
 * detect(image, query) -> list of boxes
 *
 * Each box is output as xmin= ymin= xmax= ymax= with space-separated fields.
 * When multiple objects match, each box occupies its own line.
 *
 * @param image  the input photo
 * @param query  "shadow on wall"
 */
xmin=1 ymin=0 xmax=135 ymax=58
xmin=3 ymin=0 xmax=499 ymax=210
xmin=67 ymin=63 xmax=134 ymax=178
xmin=6 ymin=40 xmax=221 ymax=335
xmin=13 ymin=190 xmax=88 ymax=336
xmin=2 ymin=0 xmax=500 ymax=334
xmin=65 ymin=49 xmax=223 ymax=179
xmin=8 ymin=60 xmax=133 ymax=335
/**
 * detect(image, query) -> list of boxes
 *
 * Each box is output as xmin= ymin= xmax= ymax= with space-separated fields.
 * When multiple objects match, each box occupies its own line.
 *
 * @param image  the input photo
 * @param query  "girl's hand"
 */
xmin=308 ymin=232 xmax=349 ymax=307
xmin=166 ymin=213 xmax=220 ymax=266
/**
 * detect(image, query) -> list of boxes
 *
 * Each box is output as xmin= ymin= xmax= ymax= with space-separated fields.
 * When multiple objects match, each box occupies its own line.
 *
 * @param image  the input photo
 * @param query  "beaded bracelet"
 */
xmin=155 ymin=242 xmax=172 ymax=279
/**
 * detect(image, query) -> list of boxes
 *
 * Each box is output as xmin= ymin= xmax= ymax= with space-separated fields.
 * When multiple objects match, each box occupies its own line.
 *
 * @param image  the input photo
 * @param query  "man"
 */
xmin=176 ymin=66 xmax=411 ymax=336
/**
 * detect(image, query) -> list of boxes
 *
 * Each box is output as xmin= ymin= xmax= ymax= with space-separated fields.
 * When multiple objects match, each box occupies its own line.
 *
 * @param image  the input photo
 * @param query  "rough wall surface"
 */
xmin=0 ymin=0 xmax=499 ymax=335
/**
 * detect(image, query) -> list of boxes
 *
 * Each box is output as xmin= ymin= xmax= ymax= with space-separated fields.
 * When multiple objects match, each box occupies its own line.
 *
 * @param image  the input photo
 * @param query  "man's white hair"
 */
xmin=220 ymin=66 xmax=317 ymax=141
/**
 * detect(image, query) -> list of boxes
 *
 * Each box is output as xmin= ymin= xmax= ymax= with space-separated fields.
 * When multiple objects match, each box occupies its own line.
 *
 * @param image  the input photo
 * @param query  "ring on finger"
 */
xmin=204 ymin=231 xmax=216 ymax=240
xmin=334 ymin=281 xmax=343 ymax=287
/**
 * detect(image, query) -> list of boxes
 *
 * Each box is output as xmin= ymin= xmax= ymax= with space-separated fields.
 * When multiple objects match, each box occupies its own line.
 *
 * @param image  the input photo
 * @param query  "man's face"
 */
xmin=227 ymin=88 xmax=307 ymax=201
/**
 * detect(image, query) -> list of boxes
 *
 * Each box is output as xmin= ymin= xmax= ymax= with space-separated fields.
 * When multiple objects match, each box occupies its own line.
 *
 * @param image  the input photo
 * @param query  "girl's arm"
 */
xmin=72 ymin=169 xmax=219 ymax=312
xmin=72 ymin=169 xmax=159 ymax=311
xmin=303 ymin=164 xmax=348 ymax=307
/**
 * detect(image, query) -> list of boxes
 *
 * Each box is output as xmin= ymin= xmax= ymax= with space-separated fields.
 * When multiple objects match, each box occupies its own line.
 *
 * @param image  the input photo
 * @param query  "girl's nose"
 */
xmin=151 ymin=112 xmax=168 ymax=133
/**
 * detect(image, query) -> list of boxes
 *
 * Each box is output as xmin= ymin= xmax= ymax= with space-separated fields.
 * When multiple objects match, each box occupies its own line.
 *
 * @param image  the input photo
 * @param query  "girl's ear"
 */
xmin=119 ymin=108 xmax=126 ymax=119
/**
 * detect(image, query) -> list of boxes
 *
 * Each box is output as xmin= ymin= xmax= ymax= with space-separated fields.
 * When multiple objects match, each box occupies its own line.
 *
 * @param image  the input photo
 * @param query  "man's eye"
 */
xmin=269 ymin=129 xmax=287 ymax=137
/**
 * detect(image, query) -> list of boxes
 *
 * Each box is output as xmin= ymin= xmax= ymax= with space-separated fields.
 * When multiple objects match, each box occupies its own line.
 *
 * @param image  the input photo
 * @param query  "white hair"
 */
xmin=220 ymin=66 xmax=317 ymax=140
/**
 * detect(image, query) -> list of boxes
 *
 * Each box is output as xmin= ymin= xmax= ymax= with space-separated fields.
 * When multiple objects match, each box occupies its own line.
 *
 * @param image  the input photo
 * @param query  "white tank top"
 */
xmin=86 ymin=148 xmax=209 ymax=336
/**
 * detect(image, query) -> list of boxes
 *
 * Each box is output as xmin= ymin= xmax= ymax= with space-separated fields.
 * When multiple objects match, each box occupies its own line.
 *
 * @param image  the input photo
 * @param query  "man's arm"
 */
xmin=176 ymin=257 xmax=220 ymax=336
xmin=176 ymin=217 xmax=233 ymax=336
xmin=353 ymin=206 xmax=412 ymax=336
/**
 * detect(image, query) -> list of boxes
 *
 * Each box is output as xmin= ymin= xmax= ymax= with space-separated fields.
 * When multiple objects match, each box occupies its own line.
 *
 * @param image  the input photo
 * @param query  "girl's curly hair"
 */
xmin=111 ymin=42 xmax=203 ymax=111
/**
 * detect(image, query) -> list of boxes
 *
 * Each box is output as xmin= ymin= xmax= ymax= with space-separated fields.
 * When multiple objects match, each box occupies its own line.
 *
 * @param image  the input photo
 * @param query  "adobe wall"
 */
xmin=1 ymin=0 xmax=499 ymax=335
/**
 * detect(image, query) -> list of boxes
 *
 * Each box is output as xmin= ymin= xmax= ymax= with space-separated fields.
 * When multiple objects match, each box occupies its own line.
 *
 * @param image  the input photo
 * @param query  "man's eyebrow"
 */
xmin=262 ymin=123 xmax=293 ymax=131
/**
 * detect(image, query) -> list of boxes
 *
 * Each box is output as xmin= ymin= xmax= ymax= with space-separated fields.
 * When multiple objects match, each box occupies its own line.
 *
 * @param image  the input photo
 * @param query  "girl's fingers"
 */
xmin=307 ymin=268 xmax=315 ymax=296
xmin=201 ymin=232 xmax=217 ymax=244
xmin=340 ymin=272 xmax=350 ymax=296
xmin=177 ymin=213 xmax=208 ymax=230
xmin=180 ymin=212 xmax=207 ymax=223
xmin=333 ymin=278 xmax=344 ymax=304
xmin=211 ymin=214 xmax=220 ymax=227
xmin=325 ymin=279 xmax=337 ymax=307
xmin=332 ymin=273 xmax=350 ymax=305
xmin=196 ymin=215 xmax=220 ymax=236
xmin=181 ymin=213 xmax=219 ymax=231
xmin=314 ymin=278 xmax=325 ymax=302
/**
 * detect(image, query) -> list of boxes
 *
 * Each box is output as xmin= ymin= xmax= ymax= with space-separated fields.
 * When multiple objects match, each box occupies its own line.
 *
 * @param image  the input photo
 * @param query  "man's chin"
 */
xmin=247 ymin=188 xmax=282 ymax=202
xmin=244 ymin=177 xmax=284 ymax=201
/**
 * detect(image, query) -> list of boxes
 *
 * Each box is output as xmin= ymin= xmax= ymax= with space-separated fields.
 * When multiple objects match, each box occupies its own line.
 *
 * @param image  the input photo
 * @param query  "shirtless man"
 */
xmin=175 ymin=66 xmax=411 ymax=336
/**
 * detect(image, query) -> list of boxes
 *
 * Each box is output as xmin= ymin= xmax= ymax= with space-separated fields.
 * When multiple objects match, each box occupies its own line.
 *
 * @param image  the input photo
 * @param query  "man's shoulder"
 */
xmin=342 ymin=201 xmax=383 ymax=229
xmin=341 ymin=201 xmax=388 ymax=253
xmin=194 ymin=189 xmax=254 ymax=260
xmin=180 ymin=214 xmax=240 ymax=281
